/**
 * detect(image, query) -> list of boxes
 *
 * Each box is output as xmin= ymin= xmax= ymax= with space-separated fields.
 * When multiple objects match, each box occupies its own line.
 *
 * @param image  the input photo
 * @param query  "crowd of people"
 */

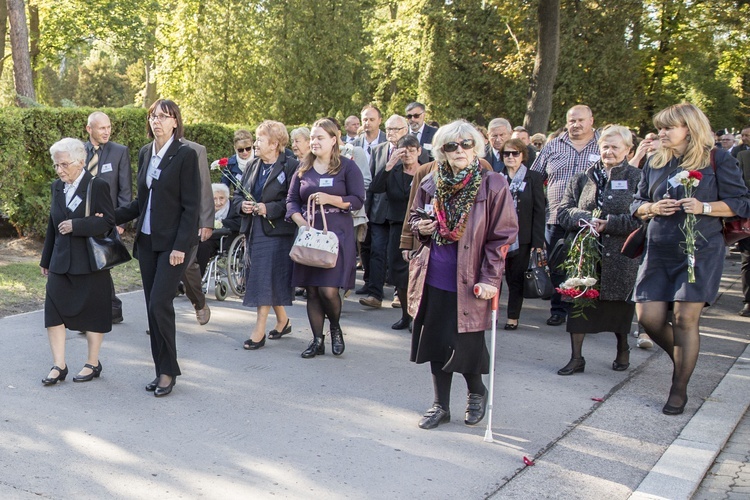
xmin=39 ymin=99 xmax=750 ymax=429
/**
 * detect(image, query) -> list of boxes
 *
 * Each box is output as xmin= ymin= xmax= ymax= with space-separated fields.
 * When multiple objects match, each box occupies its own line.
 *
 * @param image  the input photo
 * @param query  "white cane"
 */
xmin=483 ymin=292 xmax=499 ymax=443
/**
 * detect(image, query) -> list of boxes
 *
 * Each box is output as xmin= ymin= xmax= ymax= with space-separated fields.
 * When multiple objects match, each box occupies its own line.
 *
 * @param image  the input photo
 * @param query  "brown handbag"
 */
xmin=709 ymin=149 xmax=750 ymax=245
xmin=621 ymin=221 xmax=648 ymax=259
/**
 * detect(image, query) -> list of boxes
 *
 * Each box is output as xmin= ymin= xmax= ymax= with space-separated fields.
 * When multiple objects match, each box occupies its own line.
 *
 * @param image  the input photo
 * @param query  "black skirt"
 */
xmin=410 ymin=285 xmax=489 ymax=374
xmin=45 ymin=270 xmax=112 ymax=332
xmin=566 ymin=299 xmax=635 ymax=334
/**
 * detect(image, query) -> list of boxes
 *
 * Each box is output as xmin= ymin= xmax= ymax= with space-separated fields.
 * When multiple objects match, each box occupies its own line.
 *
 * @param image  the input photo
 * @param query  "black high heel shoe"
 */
xmin=330 ymin=327 xmax=345 ymax=356
xmin=612 ymin=348 xmax=630 ymax=371
xmin=663 ymin=390 xmax=688 ymax=415
xmin=268 ymin=319 xmax=292 ymax=340
xmin=301 ymin=336 xmax=325 ymax=358
xmin=154 ymin=377 xmax=175 ymax=397
xmin=42 ymin=365 xmax=68 ymax=386
xmin=244 ymin=334 xmax=266 ymax=350
xmin=73 ymin=361 xmax=103 ymax=382
xmin=557 ymin=357 xmax=585 ymax=376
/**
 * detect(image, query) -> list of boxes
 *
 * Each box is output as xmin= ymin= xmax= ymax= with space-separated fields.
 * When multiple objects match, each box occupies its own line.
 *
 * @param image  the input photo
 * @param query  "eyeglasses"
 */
xmin=502 ymin=151 xmax=522 ymax=157
xmin=53 ymin=161 xmax=78 ymax=170
xmin=148 ymin=113 xmax=173 ymax=122
xmin=406 ymin=113 xmax=423 ymax=120
xmin=441 ymin=139 xmax=475 ymax=153
xmin=532 ymin=142 xmax=544 ymax=148
xmin=386 ymin=126 xmax=406 ymax=133
xmin=236 ymin=147 xmax=253 ymax=153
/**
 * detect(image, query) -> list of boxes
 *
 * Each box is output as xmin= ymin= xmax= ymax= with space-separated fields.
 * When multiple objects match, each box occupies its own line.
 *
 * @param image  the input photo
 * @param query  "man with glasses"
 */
xmin=359 ymin=115 xmax=409 ymax=309
xmin=84 ymin=111 xmax=131 ymax=324
xmin=405 ymin=102 xmax=437 ymax=163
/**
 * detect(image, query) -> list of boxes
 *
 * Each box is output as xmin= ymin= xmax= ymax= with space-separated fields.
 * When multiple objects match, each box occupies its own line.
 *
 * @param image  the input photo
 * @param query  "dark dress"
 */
xmin=286 ymin=157 xmax=365 ymax=289
xmin=631 ymin=149 xmax=750 ymax=304
xmin=40 ymin=173 xmax=115 ymax=333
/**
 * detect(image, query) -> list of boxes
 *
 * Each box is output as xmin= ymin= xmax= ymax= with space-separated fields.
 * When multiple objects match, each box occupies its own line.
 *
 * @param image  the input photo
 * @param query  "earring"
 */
xmin=686 ymin=134 xmax=691 ymax=142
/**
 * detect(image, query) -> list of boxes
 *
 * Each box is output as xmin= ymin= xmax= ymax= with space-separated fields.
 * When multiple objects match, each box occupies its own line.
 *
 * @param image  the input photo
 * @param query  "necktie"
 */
xmin=88 ymin=147 xmax=100 ymax=176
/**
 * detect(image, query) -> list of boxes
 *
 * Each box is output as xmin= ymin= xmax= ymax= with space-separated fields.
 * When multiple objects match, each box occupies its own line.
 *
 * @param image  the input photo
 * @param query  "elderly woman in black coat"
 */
xmin=40 ymin=138 xmax=116 ymax=385
xmin=556 ymin=125 xmax=642 ymax=376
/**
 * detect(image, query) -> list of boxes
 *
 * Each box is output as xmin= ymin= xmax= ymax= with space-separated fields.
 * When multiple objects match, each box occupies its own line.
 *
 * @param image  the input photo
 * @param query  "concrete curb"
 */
xmin=630 ymin=341 xmax=750 ymax=499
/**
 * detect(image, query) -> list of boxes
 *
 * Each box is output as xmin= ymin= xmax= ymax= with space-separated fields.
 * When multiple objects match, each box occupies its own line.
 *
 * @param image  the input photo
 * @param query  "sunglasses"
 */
xmin=502 ymin=151 xmax=522 ymax=157
xmin=406 ymin=112 xmax=423 ymax=119
xmin=441 ymin=139 xmax=475 ymax=153
xmin=236 ymin=147 xmax=253 ymax=153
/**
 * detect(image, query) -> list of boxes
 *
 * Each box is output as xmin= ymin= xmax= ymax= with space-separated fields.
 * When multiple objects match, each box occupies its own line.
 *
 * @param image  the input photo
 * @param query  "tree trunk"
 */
xmin=0 ymin=0 xmax=7 ymax=82
xmin=28 ymin=1 xmax=38 ymax=83
xmin=7 ymin=0 xmax=35 ymax=105
xmin=523 ymin=0 xmax=560 ymax=135
xmin=143 ymin=59 xmax=157 ymax=107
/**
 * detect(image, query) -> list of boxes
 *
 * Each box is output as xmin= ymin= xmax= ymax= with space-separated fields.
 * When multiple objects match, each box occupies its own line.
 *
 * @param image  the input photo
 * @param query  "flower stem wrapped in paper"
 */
xmin=675 ymin=170 xmax=704 ymax=283
xmin=556 ymin=209 xmax=603 ymax=319
xmin=211 ymin=157 xmax=274 ymax=228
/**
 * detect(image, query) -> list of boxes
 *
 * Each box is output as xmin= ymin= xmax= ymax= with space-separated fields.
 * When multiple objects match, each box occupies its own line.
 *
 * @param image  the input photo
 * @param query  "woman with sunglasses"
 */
xmin=221 ymin=129 xmax=254 ymax=190
xmin=115 ymin=99 xmax=200 ymax=397
xmin=407 ymin=120 xmax=518 ymax=430
xmin=499 ymin=138 xmax=546 ymax=330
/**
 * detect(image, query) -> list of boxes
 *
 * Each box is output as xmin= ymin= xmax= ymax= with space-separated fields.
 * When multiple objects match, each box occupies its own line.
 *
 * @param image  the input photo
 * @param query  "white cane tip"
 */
xmin=483 ymin=430 xmax=493 ymax=443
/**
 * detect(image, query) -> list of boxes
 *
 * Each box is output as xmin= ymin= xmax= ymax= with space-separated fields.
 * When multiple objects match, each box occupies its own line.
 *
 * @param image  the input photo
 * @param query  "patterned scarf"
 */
xmin=591 ymin=161 xmax=609 ymax=210
xmin=433 ymin=157 xmax=483 ymax=246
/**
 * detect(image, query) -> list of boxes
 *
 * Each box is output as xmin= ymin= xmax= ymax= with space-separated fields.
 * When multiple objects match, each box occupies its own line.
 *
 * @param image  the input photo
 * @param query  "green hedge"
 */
xmin=0 ymin=107 xmax=244 ymax=237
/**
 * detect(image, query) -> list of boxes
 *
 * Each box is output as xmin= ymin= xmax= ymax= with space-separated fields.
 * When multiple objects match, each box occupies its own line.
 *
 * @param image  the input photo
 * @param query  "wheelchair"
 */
xmin=201 ymin=231 xmax=246 ymax=301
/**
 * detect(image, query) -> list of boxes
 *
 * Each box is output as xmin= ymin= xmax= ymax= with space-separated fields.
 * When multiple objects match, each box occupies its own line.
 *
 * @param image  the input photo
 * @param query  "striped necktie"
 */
xmin=88 ymin=147 xmax=100 ymax=176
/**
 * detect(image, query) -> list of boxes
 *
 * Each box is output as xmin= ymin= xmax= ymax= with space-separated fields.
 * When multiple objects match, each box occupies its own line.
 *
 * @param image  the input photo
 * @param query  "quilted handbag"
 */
xmin=289 ymin=197 xmax=339 ymax=269
xmin=84 ymin=182 xmax=132 ymax=271
xmin=523 ymin=249 xmax=554 ymax=299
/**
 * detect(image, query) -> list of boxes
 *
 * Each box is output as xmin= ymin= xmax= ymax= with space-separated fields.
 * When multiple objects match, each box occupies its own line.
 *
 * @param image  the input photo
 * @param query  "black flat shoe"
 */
xmin=612 ymin=348 xmax=630 ymax=371
xmin=663 ymin=396 xmax=687 ymax=415
xmin=154 ymin=377 xmax=175 ymax=397
xmin=465 ymin=391 xmax=487 ymax=426
xmin=145 ymin=377 xmax=159 ymax=392
xmin=330 ymin=327 xmax=345 ymax=356
xmin=73 ymin=362 xmax=102 ymax=382
xmin=243 ymin=335 xmax=266 ymax=350
xmin=391 ymin=317 xmax=411 ymax=330
xmin=546 ymin=314 xmax=566 ymax=326
xmin=504 ymin=322 xmax=518 ymax=330
xmin=418 ymin=404 xmax=451 ymax=429
xmin=42 ymin=365 xmax=68 ymax=386
xmin=557 ymin=357 xmax=585 ymax=376
xmin=301 ymin=336 xmax=325 ymax=358
xmin=268 ymin=320 xmax=292 ymax=340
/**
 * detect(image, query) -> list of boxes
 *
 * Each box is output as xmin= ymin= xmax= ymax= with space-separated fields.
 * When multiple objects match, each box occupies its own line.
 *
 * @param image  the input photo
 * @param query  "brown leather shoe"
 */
xmin=196 ymin=304 xmax=211 ymax=325
xmin=359 ymin=295 xmax=382 ymax=308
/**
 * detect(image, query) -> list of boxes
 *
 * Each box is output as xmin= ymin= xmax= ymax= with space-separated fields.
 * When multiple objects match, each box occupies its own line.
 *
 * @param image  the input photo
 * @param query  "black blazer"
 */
xmin=115 ymin=139 xmax=201 ymax=256
xmin=85 ymin=140 xmax=132 ymax=209
xmin=501 ymin=168 xmax=546 ymax=247
xmin=40 ymin=172 xmax=115 ymax=275
xmin=369 ymin=163 xmax=413 ymax=224
xmin=234 ymin=153 xmax=299 ymax=236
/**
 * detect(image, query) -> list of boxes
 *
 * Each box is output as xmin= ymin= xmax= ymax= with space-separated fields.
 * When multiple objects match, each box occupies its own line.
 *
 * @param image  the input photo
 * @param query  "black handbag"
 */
xmin=621 ymin=221 xmax=648 ymax=259
xmin=523 ymin=249 xmax=554 ymax=299
xmin=85 ymin=182 xmax=132 ymax=271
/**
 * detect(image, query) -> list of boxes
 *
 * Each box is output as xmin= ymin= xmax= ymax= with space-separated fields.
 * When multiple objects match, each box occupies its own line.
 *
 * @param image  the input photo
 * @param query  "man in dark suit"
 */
xmin=738 ymin=150 xmax=750 ymax=317
xmin=512 ymin=126 xmax=538 ymax=165
xmin=344 ymin=115 xmax=360 ymax=144
xmin=732 ymin=127 xmax=750 ymax=158
xmin=180 ymin=139 xmax=214 ymax=325
xmin=359 ymin=115 xmax=409 ymax=308
xmin=405 ymin=101 xmax=437 ymax=163
xmin=85 ymin=111 xmax=132 ymax=324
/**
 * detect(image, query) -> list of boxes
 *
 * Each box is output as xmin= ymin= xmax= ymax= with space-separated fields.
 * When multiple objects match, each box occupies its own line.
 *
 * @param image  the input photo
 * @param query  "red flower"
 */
xmin=688 ymin=171 xmax=702 ymax=180
xmin=583 ymin=289 xmax=600 ymax=299
xmin=218 ymin=157 xmax=229 ymax=167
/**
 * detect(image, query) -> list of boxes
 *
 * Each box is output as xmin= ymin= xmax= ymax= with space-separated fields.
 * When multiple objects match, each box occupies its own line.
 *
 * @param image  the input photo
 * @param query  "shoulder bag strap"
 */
xmin=85 ymin=180 xmax=92 ymax=217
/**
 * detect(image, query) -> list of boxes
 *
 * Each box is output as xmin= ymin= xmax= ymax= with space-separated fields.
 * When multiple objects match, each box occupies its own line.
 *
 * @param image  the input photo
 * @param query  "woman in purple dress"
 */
xmin=286 ymin=118 xmax=365 ymax=358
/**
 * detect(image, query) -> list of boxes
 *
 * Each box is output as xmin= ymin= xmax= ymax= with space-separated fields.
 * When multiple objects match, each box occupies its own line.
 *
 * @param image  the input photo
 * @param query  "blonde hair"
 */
xmin=650 ymin=102 xmax=713 ymax=171
xmin=297 ymin=119 xmax=342 ymax=178
xmin=598 ymin=124 xmax=633 ymax=150
xmin=255 ymin=120 xmax=289 ymax=154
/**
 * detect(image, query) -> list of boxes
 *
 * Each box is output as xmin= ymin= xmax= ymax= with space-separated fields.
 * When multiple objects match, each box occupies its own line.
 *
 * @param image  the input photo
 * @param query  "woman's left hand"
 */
xmin=473 ymin=283 xmax=498 ymax=300
xmin=591 ymin=218 xmax=607 ymax=233
xmin=678 ymin=198 xmax=703 ymax=214
xmin=254 ymin=203 xmax=267 ymax=216
xmin=314 ymin=192 xmax=330 ymax=206
xmin=169 ymin=250 xmax=186 ymax=266
xmin=57 ymin=219 xmax=73 ymax=235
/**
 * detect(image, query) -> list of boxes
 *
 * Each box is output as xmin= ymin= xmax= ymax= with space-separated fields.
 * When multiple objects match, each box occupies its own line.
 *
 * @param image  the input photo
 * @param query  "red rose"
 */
xmin=688 ymin=171 xmax=702 ymax=180
xmin=218 ymin=157 xmax=229 ymax=167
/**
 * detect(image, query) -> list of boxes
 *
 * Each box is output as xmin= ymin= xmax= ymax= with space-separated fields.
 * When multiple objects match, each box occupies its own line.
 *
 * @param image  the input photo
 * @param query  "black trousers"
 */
xmin=504 ymin=244 xmax=531 ymax=320
xmin=182 ymin=244 xmax=206 ymax=310
xmin=138 ymin=234 xmax=191 ymax=377
xmin=110 ymin=276 xmax=122 ymax=315
xmin=741 ymin=238 xmax=750 ymax=304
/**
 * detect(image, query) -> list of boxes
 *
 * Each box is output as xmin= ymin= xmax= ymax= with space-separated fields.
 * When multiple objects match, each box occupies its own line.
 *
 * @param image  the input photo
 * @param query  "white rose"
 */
xmin=583 ymin=277 xmax=597 ymax=286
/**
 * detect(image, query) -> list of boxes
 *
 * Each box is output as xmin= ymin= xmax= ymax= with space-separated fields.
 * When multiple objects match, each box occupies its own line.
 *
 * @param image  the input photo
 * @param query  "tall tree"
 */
xmin=7 ymin=0 xmax=36 ymax=105
xmin=523 ymin=0 xmax=559 ymax=134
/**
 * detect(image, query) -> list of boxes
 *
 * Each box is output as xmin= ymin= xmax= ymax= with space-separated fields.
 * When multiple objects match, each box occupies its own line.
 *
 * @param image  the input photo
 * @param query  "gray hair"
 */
xmin=49 ymin=138 xmax=87 ymax=163
xmin=405 ymin=101 xmax=425 ymax=113
xmin=598 ymin=124 xmax=633 ymax=150
xmin=488 ymin=118 xmax=512 ymax=132
xmin=212 ymin=183 xmax=230 ymax=198
xmin=290 ymin=127 xmax=311 ymax=141
xmin=385 ymin=114 xmax=408 ymax=129
xmin=432 ymin=120 xmax=487 ymax=164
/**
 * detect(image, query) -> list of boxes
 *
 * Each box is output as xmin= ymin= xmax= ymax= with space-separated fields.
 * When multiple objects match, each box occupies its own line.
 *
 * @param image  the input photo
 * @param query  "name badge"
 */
xmin=519 ymin=181 xmax=527 ymax=192
xmin=68 ymin=195 xmax=82 ymax=212
xmin=150 ymin=169 xmax=161 ymax=180
xmin=277 ymin=171 xmax=286 ymax=184
xmin=320 ymin=178 xmax=333 ymax=187
xmin=588 ymin=154 xmax=601 ymax=162
xmin=668 ymin=176 xmax=681 ymax=188
xmin=611 ymin=180 xmax=628 ymax=190
xmin=100 ymin=163 xmax=113 ymax=173
xmin=423 ymin=143 xmax=432 ymax=151
xmin=423 ymin=203 xmax=434 ymax=215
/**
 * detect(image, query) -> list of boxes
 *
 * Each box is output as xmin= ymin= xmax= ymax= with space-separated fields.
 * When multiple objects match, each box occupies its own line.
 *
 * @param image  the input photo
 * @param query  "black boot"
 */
xmin=330 ymin=327 xmax=345 ymax=356
xmin=301 ymin=336 xmax=325 ymax=358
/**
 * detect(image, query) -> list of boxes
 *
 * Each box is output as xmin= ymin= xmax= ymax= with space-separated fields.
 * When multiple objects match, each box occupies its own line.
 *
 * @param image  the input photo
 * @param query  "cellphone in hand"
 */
xmin=416 ymin=208 xmax=435 ymax=221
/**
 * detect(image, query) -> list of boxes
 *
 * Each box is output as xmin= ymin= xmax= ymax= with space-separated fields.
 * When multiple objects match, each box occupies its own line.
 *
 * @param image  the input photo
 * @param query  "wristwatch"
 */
xmin=702 ymin=202 xmax=712 ymax=214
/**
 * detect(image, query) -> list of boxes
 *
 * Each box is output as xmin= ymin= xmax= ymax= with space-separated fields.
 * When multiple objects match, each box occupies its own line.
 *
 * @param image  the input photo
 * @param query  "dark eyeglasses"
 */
xmin=502 ymin=151 xmax=522 ymax=157
xmin=406 ymin=112 xmax=423 ymax=120
xmin=236 ymin=147 xmax=253 ymax=153
xmin=441 ymin=139 xmax=475 ymax=153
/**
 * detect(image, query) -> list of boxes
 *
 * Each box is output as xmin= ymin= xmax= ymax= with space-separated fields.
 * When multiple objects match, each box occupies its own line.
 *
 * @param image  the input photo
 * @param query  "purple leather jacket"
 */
xmin=407 ymin=168 xmax=518 ymax=332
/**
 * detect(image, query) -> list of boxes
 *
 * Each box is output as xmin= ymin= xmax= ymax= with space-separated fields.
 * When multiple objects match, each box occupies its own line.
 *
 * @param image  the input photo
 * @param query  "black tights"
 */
xmin=397 ymin=287 xmax=410 ymax=321
xmin=637 ymin=301 xmax=703 ymax=407
xmin=305 ymin=286 xmax=342 ymax=338
xmin=569 ymin=332 xmax=629 ymax=363
xmin=430 ymin=361 xmax=485 ymax=411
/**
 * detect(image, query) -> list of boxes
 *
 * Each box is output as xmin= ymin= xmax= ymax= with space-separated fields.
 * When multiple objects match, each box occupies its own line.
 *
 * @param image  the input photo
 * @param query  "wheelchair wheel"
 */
xmin=215 ymin=279 xmax=229 ymax=301
xmin=227 ymin=234 xmax=246 ymax=297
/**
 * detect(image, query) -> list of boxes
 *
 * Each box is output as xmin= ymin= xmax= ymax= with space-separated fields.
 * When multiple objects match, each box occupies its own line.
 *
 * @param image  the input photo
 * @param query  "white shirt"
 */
xmin=413 ymin=123 xmax=425 ymax=143
xmin=142 ymin=136 xmax=175 ymax=235
xmin=64 ymin=169 xmax=86 ymax=205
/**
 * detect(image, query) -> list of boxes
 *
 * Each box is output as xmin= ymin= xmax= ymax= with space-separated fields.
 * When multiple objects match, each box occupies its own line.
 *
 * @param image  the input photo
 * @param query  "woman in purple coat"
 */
xmin=286 ymin=118 xmax=365 ymax=358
